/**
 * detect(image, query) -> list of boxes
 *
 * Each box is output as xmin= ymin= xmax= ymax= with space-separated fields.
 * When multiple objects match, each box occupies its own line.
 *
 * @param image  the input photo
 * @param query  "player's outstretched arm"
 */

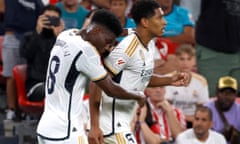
xmin=148 ymin=71 xmax=191 ymax=87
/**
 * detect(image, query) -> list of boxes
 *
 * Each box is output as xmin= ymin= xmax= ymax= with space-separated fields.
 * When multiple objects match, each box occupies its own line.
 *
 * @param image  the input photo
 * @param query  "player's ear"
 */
xmin=141 ymin=18 xmax=149 ymax=28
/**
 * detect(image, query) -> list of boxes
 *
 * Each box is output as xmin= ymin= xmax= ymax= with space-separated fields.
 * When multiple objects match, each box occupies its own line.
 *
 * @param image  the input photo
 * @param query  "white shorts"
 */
xmin=37 ymin=134 xmax=88 ymax=144
xmin=104 ymin=131 xmax=137 ymax=144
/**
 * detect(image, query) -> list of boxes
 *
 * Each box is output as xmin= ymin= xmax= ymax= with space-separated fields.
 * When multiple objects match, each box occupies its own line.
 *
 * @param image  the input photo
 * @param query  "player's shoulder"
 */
xmin=191 ymin=72 xmax=208 ymax=86
xmin=118 ymin=33 xmax=140 ymax=57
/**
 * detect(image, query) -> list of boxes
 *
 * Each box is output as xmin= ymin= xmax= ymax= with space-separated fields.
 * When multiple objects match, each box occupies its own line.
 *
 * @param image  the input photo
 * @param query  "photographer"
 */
xmin=20 ymin=4 xmax=64 ymax=102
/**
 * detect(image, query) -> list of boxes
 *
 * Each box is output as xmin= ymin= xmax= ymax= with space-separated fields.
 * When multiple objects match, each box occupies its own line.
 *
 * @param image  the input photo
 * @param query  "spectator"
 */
xmin=2 ymin=0 xmax=43 ymax=120
xmin=179 ymin=0 xmax=200 ymax=22
xmin=56 ymin=0 xmax=89 ymax=30
xmin=80 ymin=0 xmax=95 ymax=10
xmin=156 ymin=0 xmax=195 ymax=46
xmin=196 ymin=0 xmax=240 ymax=97
xmin=204 ymin=76 xmax=240 ymax=143
xmin=91 ymin=0 xmax=110 ymax=9
xmin=152 ymin=0 xmax=195 ymax=75
xmin=20 ymin=5 xmax=64 ymax=102
xmin=165 ymin=44 xmax=209 ymax=128
xmin=109 ymin=0 xmax=136 ymax=42
xmin=176 ymin=106 xmax=227 ymax=144
xmin=135 ymin=86 xmax=185 ymax=144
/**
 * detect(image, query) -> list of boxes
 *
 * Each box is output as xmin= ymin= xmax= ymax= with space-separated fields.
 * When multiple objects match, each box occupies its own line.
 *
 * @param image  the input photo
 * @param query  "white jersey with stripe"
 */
xmin=101 ymin=33 xmax=154 ymax=136
xmin=37 ymin=29 xmax=107 ymax=140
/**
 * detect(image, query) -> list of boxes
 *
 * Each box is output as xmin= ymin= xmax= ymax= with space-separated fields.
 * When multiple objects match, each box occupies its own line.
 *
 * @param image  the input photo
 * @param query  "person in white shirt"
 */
xmin=165 ymin=44 xmax=209 ymax=127
xmin=176 ymin=106 xmax=227 ymax=144
xmin=37 ymin=9 xmax=146 ymax=144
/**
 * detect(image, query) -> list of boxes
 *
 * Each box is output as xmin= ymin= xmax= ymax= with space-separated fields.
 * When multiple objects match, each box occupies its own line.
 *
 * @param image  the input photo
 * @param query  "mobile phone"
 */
xmin=47 ymin=16 xmax=60 ymax=26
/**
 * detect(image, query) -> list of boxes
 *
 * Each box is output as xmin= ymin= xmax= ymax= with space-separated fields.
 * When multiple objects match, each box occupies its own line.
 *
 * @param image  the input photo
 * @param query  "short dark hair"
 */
xmin=42 ymin=4 xmax=62 ymax=16
xmin=195 ymin=106 xmax=213 ymax=121
xmin=130 ymin=0 xmax=160 ymax=24
xmin=91 ymin=9 xmax=123 ymax=37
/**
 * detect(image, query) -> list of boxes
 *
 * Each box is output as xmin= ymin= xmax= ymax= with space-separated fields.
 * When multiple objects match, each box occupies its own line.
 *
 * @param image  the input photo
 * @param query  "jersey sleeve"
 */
xmin=76 ymin=50 xmax=107 ymax=82
xmin=104 ymin=39 xmax=132 ymax=75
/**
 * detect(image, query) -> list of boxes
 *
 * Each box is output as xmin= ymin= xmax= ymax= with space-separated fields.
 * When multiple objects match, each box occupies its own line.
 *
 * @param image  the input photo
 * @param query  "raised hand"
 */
xmin=171 ymin=71 xmax=191 ymax=86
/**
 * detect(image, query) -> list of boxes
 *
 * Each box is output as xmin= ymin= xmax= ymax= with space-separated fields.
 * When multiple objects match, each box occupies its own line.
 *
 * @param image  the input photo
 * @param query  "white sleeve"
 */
xmin=104 ymin=45 xmax=130 ymax=75
xmin=76 ymin=51 xmax=107 ymax=81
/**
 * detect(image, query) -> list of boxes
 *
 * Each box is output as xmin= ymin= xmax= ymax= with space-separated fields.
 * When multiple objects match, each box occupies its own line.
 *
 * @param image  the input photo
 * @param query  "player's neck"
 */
xmin=135 ymin=28 xmax=152 ymax=48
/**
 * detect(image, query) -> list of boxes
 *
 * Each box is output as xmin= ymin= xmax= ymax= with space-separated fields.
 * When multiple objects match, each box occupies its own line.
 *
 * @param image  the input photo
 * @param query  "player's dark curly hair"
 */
xmin=91 ymin=9 xmax=123 ymax=37
xmin=130 ymin=0 xmax=161 ymax=25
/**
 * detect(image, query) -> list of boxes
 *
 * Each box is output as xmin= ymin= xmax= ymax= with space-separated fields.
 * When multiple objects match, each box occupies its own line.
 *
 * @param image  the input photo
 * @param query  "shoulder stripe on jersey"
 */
xmin=124 ymin=36 xmax=136 ymax=54
xmin=128 ymin=40 xmax=139 ymax=57
xmin=124 ymin=36 xmax=138 ymax=57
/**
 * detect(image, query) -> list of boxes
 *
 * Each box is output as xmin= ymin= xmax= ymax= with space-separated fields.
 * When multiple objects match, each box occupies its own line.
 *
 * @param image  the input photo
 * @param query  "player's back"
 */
xmin=37 ymin=29 xmax=107 ymax=139
xmin=45 ymin=29 xmax=88 ymax=119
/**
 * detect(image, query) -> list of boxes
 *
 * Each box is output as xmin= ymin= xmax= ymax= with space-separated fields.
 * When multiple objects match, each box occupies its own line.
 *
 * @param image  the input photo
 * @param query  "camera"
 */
xmin=47 ymin=16 xmax=60 ymax=26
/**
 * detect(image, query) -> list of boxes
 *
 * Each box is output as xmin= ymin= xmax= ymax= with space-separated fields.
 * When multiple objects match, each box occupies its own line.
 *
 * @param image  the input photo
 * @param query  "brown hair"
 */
xmin=195 ymin=106 xmax=213 ymax=121
xmin=175 ymin=44 xmax=195 ymax=57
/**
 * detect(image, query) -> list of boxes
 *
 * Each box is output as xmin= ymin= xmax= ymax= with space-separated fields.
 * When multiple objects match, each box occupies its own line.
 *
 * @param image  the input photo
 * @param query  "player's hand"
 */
xmin=171 ymin=71 xmax=191 ymax=86
xmin=136 ymin=92 xmax=146 ymax=107
xmin=88 ymin=127 xmax=104 ymax=144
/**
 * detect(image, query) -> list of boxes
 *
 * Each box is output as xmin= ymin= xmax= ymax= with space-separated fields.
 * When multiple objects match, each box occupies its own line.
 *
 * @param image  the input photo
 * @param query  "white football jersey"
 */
xmin=37 ymin=29 xmax=107 ymax=140
xmin=100 ymin=33 xmax=154 ymax=136
xmin=165 ymin=72 xmax=209 ymax=116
